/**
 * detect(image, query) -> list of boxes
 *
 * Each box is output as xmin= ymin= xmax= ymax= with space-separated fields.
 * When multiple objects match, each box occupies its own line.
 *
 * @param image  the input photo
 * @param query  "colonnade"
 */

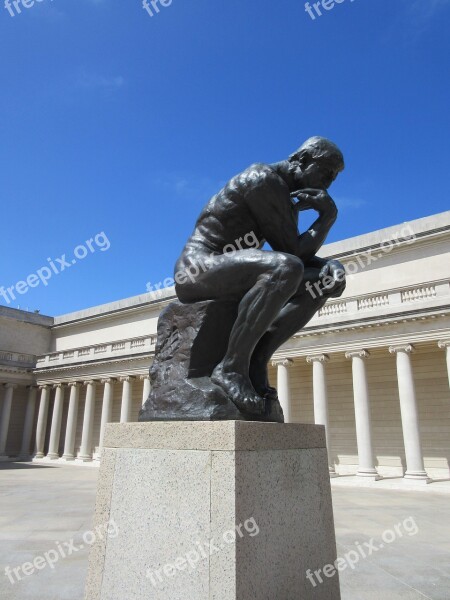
xmin=273 ymin=341 xmax=450 ymax=482
xmin=31 ymin=374 xmax=150 ymax=462
xmin=0 ymin=339 xmax=449 ymax=473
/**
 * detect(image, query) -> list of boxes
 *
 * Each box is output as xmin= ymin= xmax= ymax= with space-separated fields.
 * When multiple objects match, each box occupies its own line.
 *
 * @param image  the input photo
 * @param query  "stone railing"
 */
xmin=35 ymin=334 xmax=157 ymax=369
xmin=316 ymin=280 xmax=449 ymax=321
xmin=357 ymin=294 xmax=389 ymax=311
xmin=0 ymin=350 xmax=36 ymax=367
xmin=401 ymin=285 xmax=436 ymax=303
xmin=318 ymin=301 xmax=348 ymax=317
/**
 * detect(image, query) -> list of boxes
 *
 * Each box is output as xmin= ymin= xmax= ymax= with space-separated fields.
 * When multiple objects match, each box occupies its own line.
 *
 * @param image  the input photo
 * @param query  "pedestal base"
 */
xmin=85 ymin=421 xmax=341 ymax=600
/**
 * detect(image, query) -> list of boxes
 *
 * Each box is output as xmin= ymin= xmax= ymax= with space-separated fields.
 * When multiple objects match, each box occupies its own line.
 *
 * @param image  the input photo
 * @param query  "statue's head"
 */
xmin=288 ymin=137 xmax=344 ymax=190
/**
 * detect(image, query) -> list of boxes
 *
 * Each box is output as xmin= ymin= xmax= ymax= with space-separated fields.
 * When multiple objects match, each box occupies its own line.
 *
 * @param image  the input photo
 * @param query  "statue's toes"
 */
xmin=243 ymin=396 xmax=265 ymax=415
xmin=265 ymin=387 xmax=278 ymax=401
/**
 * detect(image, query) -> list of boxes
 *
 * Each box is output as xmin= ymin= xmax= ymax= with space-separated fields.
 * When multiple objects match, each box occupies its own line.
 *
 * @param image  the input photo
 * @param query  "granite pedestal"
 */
xmin=85 ymin=422 xmax=341 ymax=600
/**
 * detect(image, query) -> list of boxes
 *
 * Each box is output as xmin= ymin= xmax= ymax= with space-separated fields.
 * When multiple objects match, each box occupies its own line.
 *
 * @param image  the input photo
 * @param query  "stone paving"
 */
xmin=0 ymin=462 xmax=449 ymax=600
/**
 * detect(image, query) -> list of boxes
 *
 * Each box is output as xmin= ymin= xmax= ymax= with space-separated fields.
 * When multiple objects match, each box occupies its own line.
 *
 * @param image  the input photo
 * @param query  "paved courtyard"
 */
xmin=0 ymin=462 xmax=449 ymax=600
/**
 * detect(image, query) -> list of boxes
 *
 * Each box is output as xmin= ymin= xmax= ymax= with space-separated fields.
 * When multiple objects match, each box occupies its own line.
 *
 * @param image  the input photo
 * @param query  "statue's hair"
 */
xmin=289 ymin=136 xmax=344 ymax=170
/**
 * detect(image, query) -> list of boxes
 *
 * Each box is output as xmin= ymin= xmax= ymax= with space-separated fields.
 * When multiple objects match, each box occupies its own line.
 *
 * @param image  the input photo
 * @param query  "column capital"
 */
xmin=345 ymin=350 xmax=370 ymax=360
xmin=53 ymin=382 xmax=65 ymax=389
xmin=389 ymin=344 xmax=415 ymax=355
xmin=38 ymin=384 xmax=50 ymax=391
xmin=140 ymin=374 xmax=150 ymax=381
xmin=438 ymin=339 xmax=450 ymax=349
xmin=83 ymin=379 xmax=98 ymax=386
xmin=68 ymin=381 xmax=81 ymax=388
xmin=271 ymin=358 xmax=294 ymax=368
xmin=26 ymin=385 xmax=38 ymax=391
xmin=101 ymin=378 xmax=117 ymax=385
xmin=3 ymin=383 xmax=18 ymax=390
xmin=306 ymin=354 xmax=329 ymax=364
xmin=119 ymin=375 xmax=136 ymax=382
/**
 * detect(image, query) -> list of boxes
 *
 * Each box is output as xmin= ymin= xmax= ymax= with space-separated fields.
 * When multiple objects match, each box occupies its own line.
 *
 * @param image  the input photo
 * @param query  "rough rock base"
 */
xmin=139 ymin=300 xmax=283 ymax=422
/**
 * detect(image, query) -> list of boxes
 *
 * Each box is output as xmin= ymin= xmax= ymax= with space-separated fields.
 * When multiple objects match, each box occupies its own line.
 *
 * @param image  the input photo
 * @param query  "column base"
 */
xmin=46 ymin=453 xmax=61 ymax=460
xmin=0 ymin=455 xmax=11 ymax=462
xmin=62 ymin=455 xmax=76 ymax=461
xmin=76 ymin=455 xmax=93 ymax=463
xmin=34 ymin=452 xmax=45 ymax=460
xmin=404 ymin=471 xmax=432 ymax=484
xmin=357 ymin=468 xmax=382 ymax=480
xmin=85 ymin=421 xmax=341 ymax=600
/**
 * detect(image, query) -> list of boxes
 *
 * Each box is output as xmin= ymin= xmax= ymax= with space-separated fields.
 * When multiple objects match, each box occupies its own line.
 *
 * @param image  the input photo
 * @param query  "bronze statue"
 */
xmin=140 ymin=137 xmax=346 ymax=422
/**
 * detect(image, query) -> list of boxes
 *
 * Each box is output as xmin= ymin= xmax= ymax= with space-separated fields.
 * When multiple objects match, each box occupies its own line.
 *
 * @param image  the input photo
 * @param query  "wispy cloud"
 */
xmin=401 ymin=0 xmax=450 ymax=37
xmin=381 ymin=0 xmax=450 ymax=45
xmin=407 ymin=0 xmax=450 ymax=21
xmin=335 ymin=197 xmax=367 ymax=210
xmin=153 ymin=173 xmax=225 ymax=200
xmin=76 ymin=71 xmax=125 ymax=91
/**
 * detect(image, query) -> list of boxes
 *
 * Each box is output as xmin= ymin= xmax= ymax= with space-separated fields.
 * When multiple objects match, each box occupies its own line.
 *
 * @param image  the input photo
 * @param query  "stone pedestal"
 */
xmin=85 ymin=422 xmax=341 ymax=600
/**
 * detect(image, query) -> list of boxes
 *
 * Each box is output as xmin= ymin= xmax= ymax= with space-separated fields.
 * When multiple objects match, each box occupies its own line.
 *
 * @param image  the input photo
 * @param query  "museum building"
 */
xmin=0 ymin=211 xmax=449 ymax=482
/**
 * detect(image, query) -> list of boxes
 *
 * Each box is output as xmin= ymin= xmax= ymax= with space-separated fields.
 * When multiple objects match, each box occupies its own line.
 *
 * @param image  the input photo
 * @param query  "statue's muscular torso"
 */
xmin=175 ymin=163 xmax=299 ymax=273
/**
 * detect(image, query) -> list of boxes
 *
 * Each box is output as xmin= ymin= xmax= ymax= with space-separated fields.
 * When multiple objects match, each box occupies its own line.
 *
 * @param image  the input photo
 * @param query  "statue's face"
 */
xmin=302 ymin=156 xmax=341 ymax=190
xmin=289 ymin=152 xmax=343 ymax=191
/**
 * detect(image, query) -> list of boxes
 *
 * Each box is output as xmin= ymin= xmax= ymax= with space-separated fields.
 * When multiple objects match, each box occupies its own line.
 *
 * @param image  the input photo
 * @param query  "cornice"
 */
xmin=327 ymin=226 xmax=450 ymax=262
xmin=52 ymin=297 xmax=174 ymax=330
xmin=293 ymin=305 xmax=449 ymax=340
xmin=33 ymin=354 xmax=153 ymax=377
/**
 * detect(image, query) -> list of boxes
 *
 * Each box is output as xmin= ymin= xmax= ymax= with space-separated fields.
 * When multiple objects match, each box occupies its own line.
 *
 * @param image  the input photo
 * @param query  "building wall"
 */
xmin=50 ymin=293 xmax=167 ymax=353
xmin=0 ymin=307 xmax=52 ymax=356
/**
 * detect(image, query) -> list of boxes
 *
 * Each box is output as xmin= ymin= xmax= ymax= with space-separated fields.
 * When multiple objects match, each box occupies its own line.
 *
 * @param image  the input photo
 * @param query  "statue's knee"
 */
xmin=276 ymin=254 xmax=304 ymax=277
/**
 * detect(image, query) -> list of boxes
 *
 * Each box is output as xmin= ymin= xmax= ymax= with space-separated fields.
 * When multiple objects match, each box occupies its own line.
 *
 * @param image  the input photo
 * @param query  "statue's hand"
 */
xmin=292 ymin=189 xmax=337 ymax=218
xmin=319 ymin=259 xmax=346 ymax=298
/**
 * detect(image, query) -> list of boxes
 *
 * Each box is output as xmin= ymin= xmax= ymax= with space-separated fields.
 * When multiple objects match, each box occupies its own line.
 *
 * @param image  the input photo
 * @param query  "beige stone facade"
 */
xmin=1 ymin=211 xmax=449 ymax=482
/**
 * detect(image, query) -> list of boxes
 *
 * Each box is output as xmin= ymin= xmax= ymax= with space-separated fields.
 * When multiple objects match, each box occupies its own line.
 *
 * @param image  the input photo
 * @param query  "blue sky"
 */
xmin=0 ymin=0 xmax=449 ymax=316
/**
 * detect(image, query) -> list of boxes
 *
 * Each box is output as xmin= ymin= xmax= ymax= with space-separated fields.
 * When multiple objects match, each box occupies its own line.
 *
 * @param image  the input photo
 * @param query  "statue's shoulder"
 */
xmin=238 ymin=163 xmax=285 ymax=190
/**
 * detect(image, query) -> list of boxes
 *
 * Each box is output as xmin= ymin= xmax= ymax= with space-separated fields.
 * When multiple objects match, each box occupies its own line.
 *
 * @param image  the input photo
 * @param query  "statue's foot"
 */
xmin=258 ymin=385 xmax=278 ymax=401
xmin=249 ymin=364 xmax=278 ymax=401
xmin=211 ymin=364 xmax=265 ymax=416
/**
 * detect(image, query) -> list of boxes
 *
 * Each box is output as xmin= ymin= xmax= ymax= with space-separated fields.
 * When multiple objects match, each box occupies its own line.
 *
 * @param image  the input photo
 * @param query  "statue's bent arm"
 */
xmin=245 ymin=176 xmax=337 ymax=263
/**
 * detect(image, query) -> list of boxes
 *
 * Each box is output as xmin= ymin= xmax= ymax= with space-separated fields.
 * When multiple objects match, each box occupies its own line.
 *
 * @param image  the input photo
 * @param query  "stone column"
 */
xmin=389 ymin=344 xmax=430 ymax=482
xmin=0 ymin=384 xmax=17 ymax=459
xmin=120 ymin=376 xmax=135 ymax=423
xmin=271 ymin=359 xmax=294 ymax=423
xmin=62 ymin=382 xmax=80 ymax=461
xmin=99 ymin=378 xmax=115 ymax=451
xmin=307 ymin=354 xmax=336 ymax=476
xmin=140 ymin=375 xmax=151 ymax=407
xmin=47 ymin=383 xmax=65 ymax=459
xmin=78 ymin=380 xmax=97 ymax=462
xmin=345 ymin=350 xmax=380 ymax=479
xmin=35 ymin=385 xmax=51 ymax=459
xmin=19 ymin=386 xmax=38 ymax=459
xmin=438 ymin=340 xmax=450 ymax=389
